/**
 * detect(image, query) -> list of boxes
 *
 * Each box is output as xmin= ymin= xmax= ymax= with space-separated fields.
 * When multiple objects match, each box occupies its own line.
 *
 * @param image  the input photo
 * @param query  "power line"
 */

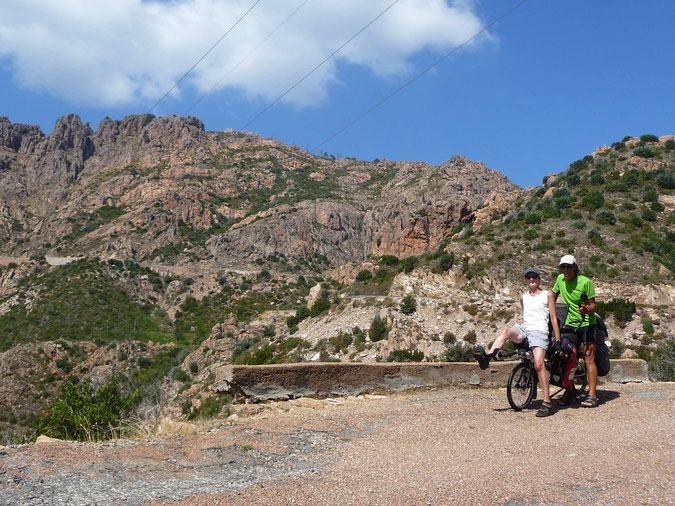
xmin=148 ymin=0 xmax=263 ymax=114
xmin=240 ymin=0 xmax=400 ymax=132
xmin=311 ymin=0 xmax=528 ymax=152
xmin=185 ymin=0 xmax=312 ymax=116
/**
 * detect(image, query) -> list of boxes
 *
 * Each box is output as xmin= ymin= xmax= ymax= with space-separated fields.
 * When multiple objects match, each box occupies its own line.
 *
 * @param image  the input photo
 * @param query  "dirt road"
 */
xmin=1 ymin=383 xmax=673 ymax=505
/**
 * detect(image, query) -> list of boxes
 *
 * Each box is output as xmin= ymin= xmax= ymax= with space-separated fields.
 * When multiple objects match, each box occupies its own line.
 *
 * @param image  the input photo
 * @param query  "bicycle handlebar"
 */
xmin=494 ymin=350 xmax=518 ymax=360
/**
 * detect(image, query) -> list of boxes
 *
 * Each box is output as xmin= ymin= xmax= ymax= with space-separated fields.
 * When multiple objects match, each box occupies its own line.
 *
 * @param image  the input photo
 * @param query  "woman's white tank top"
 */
xmin=522 ymin=290 xmax=549 ymax=333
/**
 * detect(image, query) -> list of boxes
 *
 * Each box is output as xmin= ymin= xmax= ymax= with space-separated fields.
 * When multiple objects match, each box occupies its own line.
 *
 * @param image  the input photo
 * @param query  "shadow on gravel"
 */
xmin=492 ymin=389 xmax=621 ymax=413
xmin=554 ymin=389 xmax=621 ymax=411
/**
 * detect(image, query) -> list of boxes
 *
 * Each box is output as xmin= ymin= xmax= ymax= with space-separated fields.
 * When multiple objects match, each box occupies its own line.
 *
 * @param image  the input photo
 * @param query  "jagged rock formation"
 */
xmin=0 ymin=114 xmax=518 ymax=267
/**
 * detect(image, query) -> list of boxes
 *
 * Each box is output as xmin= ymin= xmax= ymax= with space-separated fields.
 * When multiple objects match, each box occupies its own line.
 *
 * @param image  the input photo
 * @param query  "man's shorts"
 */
xmin=561 ymin=324 xmax=603 ymax=352
xmin=515 ymin=325 xmax=549 ymax=351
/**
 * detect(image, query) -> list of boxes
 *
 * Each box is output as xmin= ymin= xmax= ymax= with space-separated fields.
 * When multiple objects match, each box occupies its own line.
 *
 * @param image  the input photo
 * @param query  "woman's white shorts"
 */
xmin=515 ymin=325 xmax=549 ymax=351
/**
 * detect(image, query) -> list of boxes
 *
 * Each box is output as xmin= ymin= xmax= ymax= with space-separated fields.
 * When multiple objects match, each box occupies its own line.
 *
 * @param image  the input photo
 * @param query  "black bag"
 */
xmin=594 ymin=315 xmax=610 ymax=377
xmin=550 ymin=305 xmax=610 ymax=377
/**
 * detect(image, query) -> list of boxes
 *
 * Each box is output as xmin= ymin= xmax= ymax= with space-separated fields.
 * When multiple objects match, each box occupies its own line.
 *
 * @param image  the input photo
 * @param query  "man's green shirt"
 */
xmin=552 ymin=273 xmax=597 ymax=327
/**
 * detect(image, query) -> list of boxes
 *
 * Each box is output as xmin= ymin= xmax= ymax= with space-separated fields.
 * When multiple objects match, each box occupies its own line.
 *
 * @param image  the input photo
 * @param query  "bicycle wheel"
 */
xmin=571 ymin=358 xmax=587 ymax=396
xmin=507 ymin=363 xmax=536 ymax=411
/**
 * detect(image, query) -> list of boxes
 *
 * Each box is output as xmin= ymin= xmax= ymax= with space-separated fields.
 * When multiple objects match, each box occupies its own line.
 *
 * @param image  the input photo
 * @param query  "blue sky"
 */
xmin=1 ymin=0 xmax=673 ymax=187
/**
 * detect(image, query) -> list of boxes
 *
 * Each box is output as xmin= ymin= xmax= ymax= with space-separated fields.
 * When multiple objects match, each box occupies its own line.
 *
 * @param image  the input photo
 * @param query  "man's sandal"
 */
xmin=580 ymin=395 xmax=598 ymax=408
xmin=536 ymin=401 xmax=553 ymax=417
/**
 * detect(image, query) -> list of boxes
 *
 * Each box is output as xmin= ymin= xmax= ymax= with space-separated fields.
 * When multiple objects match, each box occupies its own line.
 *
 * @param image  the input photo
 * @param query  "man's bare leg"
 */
xmin=584 ymin=343 xmax=598 ymax=400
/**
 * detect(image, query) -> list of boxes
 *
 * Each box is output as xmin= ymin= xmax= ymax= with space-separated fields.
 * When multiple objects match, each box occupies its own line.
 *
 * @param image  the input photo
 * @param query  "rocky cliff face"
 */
xmin=0 ymin=114 xmax=519 ymax=268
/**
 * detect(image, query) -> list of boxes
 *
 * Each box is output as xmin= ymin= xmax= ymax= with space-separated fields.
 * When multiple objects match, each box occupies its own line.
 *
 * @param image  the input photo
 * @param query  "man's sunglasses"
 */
xmin=560 ymin=264 xmax=574 ymax=270
xmin=525 ymin=275 xmax=539 ymax=280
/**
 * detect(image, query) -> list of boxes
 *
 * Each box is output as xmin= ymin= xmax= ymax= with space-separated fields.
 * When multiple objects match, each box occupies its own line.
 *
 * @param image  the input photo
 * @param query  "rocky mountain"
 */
xmin=0 ymin=114 xmax=515 ymax=267
xmin=0 ymin=114 xmax=673 ymax=443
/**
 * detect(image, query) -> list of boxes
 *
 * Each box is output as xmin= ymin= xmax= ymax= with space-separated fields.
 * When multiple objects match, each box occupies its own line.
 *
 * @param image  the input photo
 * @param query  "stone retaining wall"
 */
xmin=212 ymin=359 xmax=649 ymax=401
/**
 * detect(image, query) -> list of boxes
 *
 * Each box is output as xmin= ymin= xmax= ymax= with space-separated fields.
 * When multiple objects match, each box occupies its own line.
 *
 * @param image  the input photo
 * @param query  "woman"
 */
xmin=474 ymin=267 xmax=554 ymax=417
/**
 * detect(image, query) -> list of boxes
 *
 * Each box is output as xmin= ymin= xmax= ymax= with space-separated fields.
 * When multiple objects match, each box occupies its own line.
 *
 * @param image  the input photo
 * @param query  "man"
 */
xmin=549 ymin=254 xmax=600 ymax=407
xmin=474 ymin=267 xmax=555 ymax=417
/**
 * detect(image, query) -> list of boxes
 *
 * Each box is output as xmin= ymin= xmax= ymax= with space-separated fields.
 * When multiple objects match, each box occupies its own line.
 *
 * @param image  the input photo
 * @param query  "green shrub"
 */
xmin=443 ymin=331 xmax=456 ymax=344
xmin=436 ymin=252 xmax=455 ymax=272
xmin=355 ymin=270 xmax=373 ymax=282
xmin=650 ymin=201 xmax=664 ymax=212
xmin=643 ymin=185 xmax=659 ymax=203
xmin=642 ymin=319 xmax=654 ymax=335
xmin=611 ymin=141 xmax=625 ymax=150
xmin=567 ymin=174 xmax=580 ymax=186
xmin=329 ymin=332 xmax=353 ymax=353
xmin=463 ymin=330 xmax=477 ymax=344
xmin=55 ymin=358 xmax=72 ymax=373
xmin=665 ymin=139 xmax=675 ymax=150
xmin=639 ymin=134 xmax=659 ymax=143
xmin=172 ymin=368 xmax=190 ymax=382
xmin=386 ymin=349 xmax=424 ymax=362
xmin=524 ymin=212 xmax=542 ymax=225
xmin=590 ymin=170 xmax=605 ymax=185
xmin=609 ymin=338 xmax=625 ymax=359
xmin=656 ymin=171 xmax=675 ymax=189
xmin=369 ymin=315 xmax=387 ymax=342
xmin=462 ymin=304 xmax=479 ymax=316
xmin=35 ymin=376 xmax=139 ymax=441
xmin=373 ymin=268 xmax=394 ymax=284
xmin=597 ymin=298 xmax=636 ymax=323
xmin=186 ymin=394 xmax=232 ymax=420
xmin=649 ymin=339 xmax=675 ymax=381
xmin=582 ymin=191 xmax=605 ymax=211
xmin=641 ymin=207 xmax=657 ymax=222
xmin=137 ymin=356 xmax=152 ymax=368
xmin=189 ymin=361 xmax=199 ymax=374
xmin=587 ymin=229 xmax=604 ymax=246
xmin=310 ymin=297 xmax=330 ymax=316
xmin=573 ymin=220 xmax=586 ymax=230
xmin=400 ymin=295 xmax=417 ymax=315
xmin=633 ymin=145 xmax=655 ymax=158
xmin=594 ymin=210 xmax=616 ymax=225
xmin=629 ymin=212 xmax=644 ymax=228
xmin=286 ymin=305 xmax=310 ymax=330
xmin=379 ymin=255 xmax=399 ymax=266
xmin=622 ymin=169 xmax=642 ymax=186
xmin=444 ymin=342 xmax=474 ymax=362
xmin=400 ymin=256 xmax=418 ymax=273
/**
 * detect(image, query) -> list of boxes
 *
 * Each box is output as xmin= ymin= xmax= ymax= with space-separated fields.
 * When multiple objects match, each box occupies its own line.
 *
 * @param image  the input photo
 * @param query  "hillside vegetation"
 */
xmin=0 ymin=118 xmax=673 ymax=444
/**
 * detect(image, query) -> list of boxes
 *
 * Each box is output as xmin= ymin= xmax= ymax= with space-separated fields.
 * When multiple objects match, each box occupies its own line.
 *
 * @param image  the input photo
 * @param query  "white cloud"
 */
xmin=0 ymin=0 xmax=490 ymax=108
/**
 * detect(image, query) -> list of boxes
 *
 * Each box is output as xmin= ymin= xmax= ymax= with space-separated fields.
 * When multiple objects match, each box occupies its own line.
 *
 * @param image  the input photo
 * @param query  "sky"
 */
xmin=1 ymin=0 xmax=673 ymax=187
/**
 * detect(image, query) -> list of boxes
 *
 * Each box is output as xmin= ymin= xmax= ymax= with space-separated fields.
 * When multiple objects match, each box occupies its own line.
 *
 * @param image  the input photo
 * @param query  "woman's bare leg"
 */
xmin=488 ymin=327 xmax=524 ymax=355
xmin=533 ymin=347 xmax=550 ymax=403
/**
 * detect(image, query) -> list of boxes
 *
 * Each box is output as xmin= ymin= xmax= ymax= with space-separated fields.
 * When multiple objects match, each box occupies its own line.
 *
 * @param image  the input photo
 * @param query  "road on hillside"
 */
xmin=1 ymin=383 xmax=672 ymax=505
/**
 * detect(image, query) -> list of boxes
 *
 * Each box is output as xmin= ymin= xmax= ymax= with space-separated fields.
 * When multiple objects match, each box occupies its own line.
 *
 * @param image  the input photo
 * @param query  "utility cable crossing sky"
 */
xmin=185 ymin=0 xmax=312 ymax=116
xmin=311 ymin=0 xmax=529 ymax=153
xmin=148 ymin=0 xmax=262 ymax=114
xmin=239 ymin=0 xmax=401 ymax=132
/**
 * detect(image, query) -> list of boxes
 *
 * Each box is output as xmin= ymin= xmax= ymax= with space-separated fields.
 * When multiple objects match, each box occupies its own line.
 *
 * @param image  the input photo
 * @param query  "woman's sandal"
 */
xmin=536 ymin=401 xmax=553 ymax=417
xmin=557 ymin=390 xmax=575 ymax=406
xmin=580 ymin=395 xmax=598 ymax=408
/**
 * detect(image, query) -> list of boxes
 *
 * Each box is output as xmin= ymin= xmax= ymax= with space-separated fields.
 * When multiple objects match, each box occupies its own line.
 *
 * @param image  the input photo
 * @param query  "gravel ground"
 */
xmin=0 ymin=382 xmax=673 ymax=505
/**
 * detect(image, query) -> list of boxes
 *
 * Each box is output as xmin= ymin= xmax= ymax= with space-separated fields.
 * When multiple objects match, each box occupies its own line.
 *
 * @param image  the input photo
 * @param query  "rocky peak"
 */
xmin=0 ymin=117 xmax=44 ymax=154
xmin=45 ymin=114 xmax=94 ymax=159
